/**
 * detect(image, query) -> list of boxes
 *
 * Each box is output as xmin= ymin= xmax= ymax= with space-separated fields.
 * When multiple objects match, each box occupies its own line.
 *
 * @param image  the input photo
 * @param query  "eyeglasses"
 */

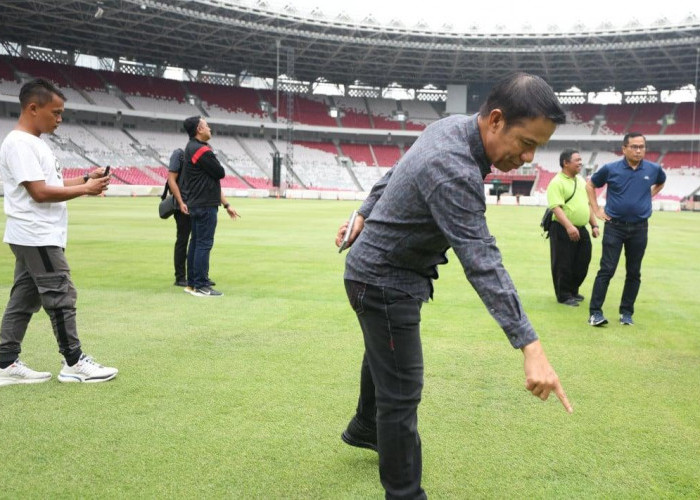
xmin=626 ymin=144 xmax=646 ymax=151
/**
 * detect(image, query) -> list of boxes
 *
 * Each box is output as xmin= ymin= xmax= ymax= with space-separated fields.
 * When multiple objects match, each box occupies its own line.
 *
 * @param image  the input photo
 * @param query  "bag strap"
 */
xmin=564 ymin=176 xmax=578 ymax=204
xmin=544 ymin=177 xmax=578 ymax=235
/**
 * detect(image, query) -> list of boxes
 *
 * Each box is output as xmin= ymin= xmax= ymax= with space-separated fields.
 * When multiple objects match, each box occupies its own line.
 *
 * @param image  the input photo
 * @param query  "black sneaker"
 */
xmin=573 ymin=294 xmax=585 ymax=302
xmin=193 ymin=286 xmax=223 ymax=297
xmin=560 ymin=298 xmax=579 ymax=307
xmin=205 ymin=279 xmax=216 ymax=286
xmin=620 ymin=313 xmax=634 ymax=326
xmin=588 ymin=311 xmax=608 ymax=326
xmin=341 ymin=416 xmax=377 ymax=452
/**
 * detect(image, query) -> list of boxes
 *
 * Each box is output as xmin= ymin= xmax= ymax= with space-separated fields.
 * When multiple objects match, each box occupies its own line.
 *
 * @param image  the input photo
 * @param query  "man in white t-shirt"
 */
xmin=0 ymin=78 xmax=118 ymax=386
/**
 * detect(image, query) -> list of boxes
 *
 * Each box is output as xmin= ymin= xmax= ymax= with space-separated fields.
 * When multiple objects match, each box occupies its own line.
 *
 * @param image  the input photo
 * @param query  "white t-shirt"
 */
xmin=0 ymin=130 xmax=68 ymax=247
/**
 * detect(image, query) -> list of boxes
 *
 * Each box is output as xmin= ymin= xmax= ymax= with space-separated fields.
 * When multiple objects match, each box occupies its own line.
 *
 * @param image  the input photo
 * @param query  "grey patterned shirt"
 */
xmin=344 ymin=114 xmax=538 ymax=349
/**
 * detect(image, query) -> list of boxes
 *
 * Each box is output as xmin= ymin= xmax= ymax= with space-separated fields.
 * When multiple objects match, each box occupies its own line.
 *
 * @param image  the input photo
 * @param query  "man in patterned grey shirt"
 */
xmin=335 ymin=73 xmax=572 ymax=499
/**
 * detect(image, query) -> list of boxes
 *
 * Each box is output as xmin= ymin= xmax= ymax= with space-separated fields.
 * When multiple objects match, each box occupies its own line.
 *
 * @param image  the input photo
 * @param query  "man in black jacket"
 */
xmin=181 ymin=116 xmax=238 ymax=297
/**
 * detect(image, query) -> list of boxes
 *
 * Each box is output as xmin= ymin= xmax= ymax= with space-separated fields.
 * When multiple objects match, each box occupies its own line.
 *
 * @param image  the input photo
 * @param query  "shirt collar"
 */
xmin=622 ymin=157 xmax=645 ymax=170
xmin=466 ymin=114 xmax=492 ymax=179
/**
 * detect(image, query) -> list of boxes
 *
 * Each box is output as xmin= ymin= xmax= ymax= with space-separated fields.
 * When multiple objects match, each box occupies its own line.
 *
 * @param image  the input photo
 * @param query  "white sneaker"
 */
xmin=0 ymin=360 xmax=52 ymax=387
xmin=58 ymin=354 xmax=118 ymax=383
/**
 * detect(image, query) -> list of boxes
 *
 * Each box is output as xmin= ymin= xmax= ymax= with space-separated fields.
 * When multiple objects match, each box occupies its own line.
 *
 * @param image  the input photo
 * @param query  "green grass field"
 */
xmin=1 ymin=197 xmax=698 ymax=498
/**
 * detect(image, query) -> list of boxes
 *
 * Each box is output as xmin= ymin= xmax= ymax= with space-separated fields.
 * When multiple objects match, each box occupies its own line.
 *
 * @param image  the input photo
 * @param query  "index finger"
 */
xmin=554 ymin=381 xmax=573 ymax=413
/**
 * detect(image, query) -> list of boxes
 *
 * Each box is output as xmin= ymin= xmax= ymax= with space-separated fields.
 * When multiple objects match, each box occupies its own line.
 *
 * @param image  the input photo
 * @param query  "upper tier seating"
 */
xmin=568 ymin=104 xmax=600 ymax=123
xmin=372 ymin=145 xmax=402 ymax=167
xmin=258 ymin=91 xmax=336 ymax=127
xmin=0 ymin=57 xmax=15 ymax=81
xmin=340 ymin=143 xmax=374 ymax=166
xmin=367 ymin=98 xmax=402 ymax=130
xmin=67 ymin=65 xmax=106 ymax=91
xmin=335 ymin=97 xmax=372 ymax=129
xmin=104 ymin=72 xmax=186 ymax=101
xmin=85 ymin=90 xmax=127 ymax=108
xmin=187 ymin=82 xmax=266 ymax=121
xmin=628 ymin=103 xmax=673 ymax=135
xmin=660 ymin=151 xmax=700 ymax=169
xmin=10 ymin=58 xmax=71 ymax=87
xmin=602 ymin=104 xmax=636 ymax=134
xmin=124 ymin=95 xmax=199 ymax=116
xmin=399 ymin=100 xmax=439 ymax=130
xmin=665 ymin=103 xmax=700 ymax=134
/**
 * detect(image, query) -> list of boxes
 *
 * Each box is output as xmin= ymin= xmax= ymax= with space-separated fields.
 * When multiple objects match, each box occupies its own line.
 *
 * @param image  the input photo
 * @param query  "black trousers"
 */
xmin=549 ymin=221 xmax=592 ymax=302
xmin=345 ymin=279 xmax=427 ymax=500
xmin=590 ymin=219 xmax=648 ymax=316
xmin=173 ymin=210 xmax=191 ymax=282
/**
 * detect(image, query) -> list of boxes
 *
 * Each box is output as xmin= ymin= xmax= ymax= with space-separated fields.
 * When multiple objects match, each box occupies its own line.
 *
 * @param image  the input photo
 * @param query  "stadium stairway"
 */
xmin=215 ymin=150 xmax=256 ymax=189
xmin=268 ymin=140 xmax=308 ymax=188
xmin=341 ymin=159 xmax=363 ymax=191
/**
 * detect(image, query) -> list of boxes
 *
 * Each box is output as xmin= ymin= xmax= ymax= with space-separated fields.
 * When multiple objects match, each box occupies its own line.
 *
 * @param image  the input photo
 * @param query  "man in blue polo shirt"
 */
xmin=585 ymin=132 xmax=666 ymax=326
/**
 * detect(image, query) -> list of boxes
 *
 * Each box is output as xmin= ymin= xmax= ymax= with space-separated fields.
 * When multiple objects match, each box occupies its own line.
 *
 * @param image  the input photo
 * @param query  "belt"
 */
xmin=607 ymin=218 xmax=647 ymax=226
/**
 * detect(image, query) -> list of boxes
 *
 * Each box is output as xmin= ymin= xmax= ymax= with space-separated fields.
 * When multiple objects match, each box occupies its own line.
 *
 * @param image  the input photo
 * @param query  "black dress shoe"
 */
xmin=341 ymin=416 xmax=377 ymax=452
xmin=560 ymin=298 xmax=580 ymax=307
xmin=174 ymin=280 xmax=188 ymax=287
xmin=573 ymin=294 xmax=585 ymax=301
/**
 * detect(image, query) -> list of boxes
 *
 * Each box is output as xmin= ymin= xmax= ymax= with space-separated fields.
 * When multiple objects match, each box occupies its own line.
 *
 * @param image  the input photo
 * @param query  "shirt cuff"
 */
xmin=503 ymin=321 xmax=539 ymax=349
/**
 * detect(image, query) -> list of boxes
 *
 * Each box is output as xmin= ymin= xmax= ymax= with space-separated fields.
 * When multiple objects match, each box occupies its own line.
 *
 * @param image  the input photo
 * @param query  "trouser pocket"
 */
xmin=35 ymin=273 xmax=76 ymax=309
xmin=345 ymin=280 xmax=366 ymax=315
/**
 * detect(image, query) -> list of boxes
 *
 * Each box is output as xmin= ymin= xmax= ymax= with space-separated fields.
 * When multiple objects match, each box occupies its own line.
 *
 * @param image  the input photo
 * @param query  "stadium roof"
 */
xmin=1 ymin=0 xmax=699 ymax=92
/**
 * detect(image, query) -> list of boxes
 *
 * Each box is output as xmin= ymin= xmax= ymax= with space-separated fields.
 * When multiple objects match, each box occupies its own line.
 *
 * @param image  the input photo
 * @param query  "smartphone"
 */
xmin=338 ymin=210 xmax=358 ymax=253
xmin=103 ymin=166 xmax=111 ymax=177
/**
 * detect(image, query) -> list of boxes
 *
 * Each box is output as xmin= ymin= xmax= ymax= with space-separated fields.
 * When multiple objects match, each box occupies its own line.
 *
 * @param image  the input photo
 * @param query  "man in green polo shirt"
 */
xmin=545 ymin=149 xmax=600 ymax=306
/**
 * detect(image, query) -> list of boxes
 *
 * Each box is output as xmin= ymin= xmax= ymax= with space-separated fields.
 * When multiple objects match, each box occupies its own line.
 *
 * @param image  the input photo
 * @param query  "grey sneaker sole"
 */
xmin=57 ymin=372 xmax=118 ymax=383
xmin=193 ymin=290 xmax=224 ymax=297
xmin=0 ymin=376 xmax=51 ymax=386
xmin=589 ymin=318 xmax=608 ymax=326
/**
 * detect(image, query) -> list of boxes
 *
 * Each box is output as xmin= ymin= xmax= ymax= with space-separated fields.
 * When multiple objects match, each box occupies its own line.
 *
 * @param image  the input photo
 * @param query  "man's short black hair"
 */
xmin=19 ymin=78 xmax=66 ymax=109
xmin=479 ymin=73 xmax=566 ymax=128
xmin=183 ymin=116 xmax=201 ymax=138
xmin=559 ymin=148 xmax=579 ymax=168
xmin=623 ymin=132 xmax=645 ymax=146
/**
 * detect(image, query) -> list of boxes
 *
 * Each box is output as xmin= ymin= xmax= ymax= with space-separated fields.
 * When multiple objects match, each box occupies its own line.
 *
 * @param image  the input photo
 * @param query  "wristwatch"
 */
xmin=223 ymin=203 xmax=230 ymax=209
xmin=83 ymin=174 xmax=90 ymax=183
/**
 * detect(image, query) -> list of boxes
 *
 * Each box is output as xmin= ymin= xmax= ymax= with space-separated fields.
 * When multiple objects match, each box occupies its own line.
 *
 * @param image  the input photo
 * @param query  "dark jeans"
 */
xmin=590 ymin=219 xmax=648 ymax=316
xmin=174 ymin=210 xmax=191 ymax=282
xmin=187 ymin=206 xmax=218 ymax=289
xmin=345 ymin=279 xmax=427 ymax=500
xmin=549 ymin=221 xmax=592 ymax=302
